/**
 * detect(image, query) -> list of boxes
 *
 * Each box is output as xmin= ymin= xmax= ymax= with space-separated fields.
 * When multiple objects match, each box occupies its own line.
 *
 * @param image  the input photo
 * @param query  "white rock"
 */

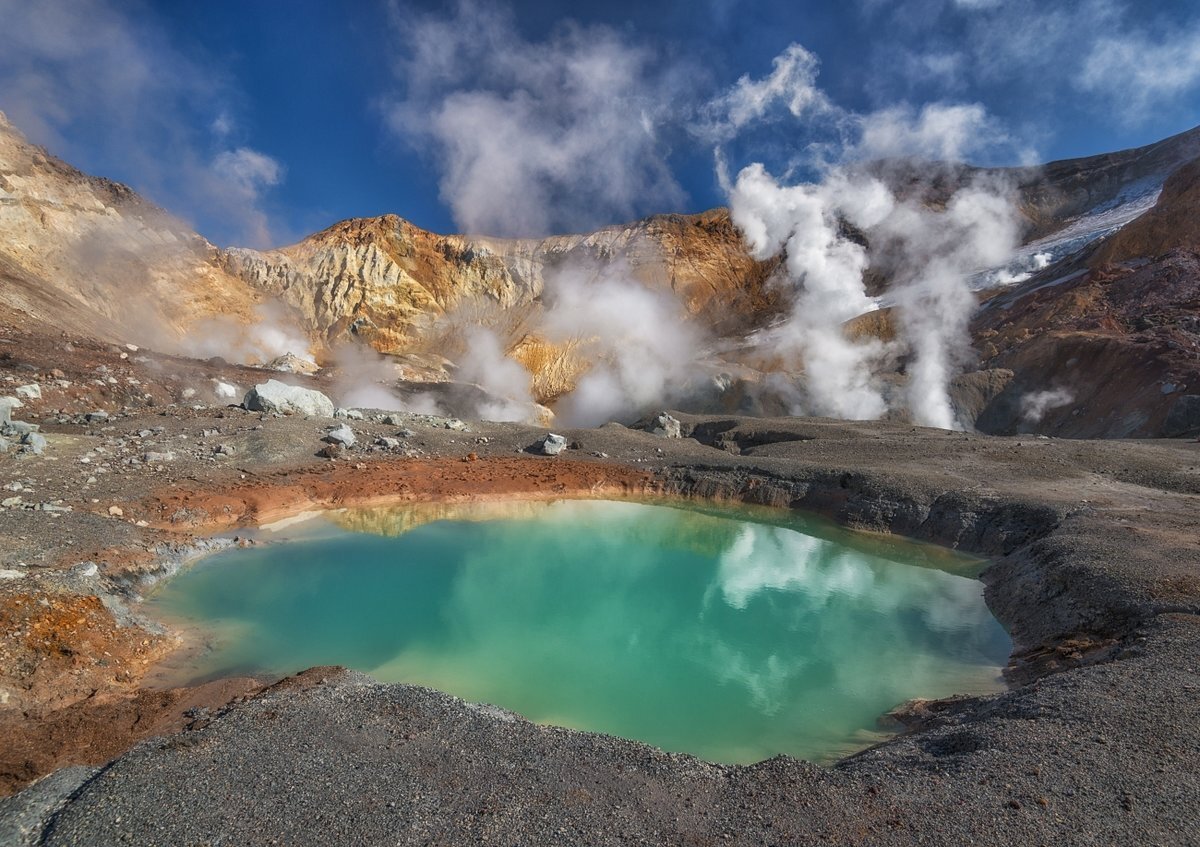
xmin=540 ymin=433 xmax=568 ymax=456
xmin=323 ymin=424 xmax=356 ymax=447
xmin=650 ymin=413 xmax=682 ymax=439
xmin=267 ymin=352 xmax=320 ymax=375
xmin=0 ymin=396 xmax=23 ymax=424
xmin=213 ymin=380 xmax=240 ymax=400
xmin=243 ymin=379 xmax=335 ymax=417
xmin=15 ymin=383 xmax=41 ymax=400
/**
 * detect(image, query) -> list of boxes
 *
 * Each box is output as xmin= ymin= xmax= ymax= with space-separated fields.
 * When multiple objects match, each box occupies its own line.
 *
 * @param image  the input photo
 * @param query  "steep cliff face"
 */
xmin=223 ymin=209 xmax=784 ymax=354
xmin=0 ymin=111 xmax=260 ymax=346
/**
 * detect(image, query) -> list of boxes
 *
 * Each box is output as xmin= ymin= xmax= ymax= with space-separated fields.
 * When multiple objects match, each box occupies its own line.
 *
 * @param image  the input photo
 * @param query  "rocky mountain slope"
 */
xmin=0 ymin=112 xmax=260 ymax=347
xmin=1 ymin=108 xmax=1198 ymax=436
xmin=224 ymin=126 xmax=1200 ymax=360
xmin=223 ymin=209 xmax=783 ymax=354
xmin=967 ymin=155 xmax=1200 ymax=438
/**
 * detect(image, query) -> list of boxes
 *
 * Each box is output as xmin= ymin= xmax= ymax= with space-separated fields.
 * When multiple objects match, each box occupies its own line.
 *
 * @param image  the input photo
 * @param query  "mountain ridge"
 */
xmin=1 ymin=110 xmax=1199 ymax=435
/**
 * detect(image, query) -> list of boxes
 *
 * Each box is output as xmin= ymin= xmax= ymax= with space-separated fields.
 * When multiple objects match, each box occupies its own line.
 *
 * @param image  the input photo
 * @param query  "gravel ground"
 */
xmin=1 ymin=353 xmax=1198 ymax=845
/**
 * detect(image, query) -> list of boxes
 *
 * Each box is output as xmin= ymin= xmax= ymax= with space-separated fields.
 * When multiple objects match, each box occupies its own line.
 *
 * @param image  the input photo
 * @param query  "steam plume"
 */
xmin=541 ymin=262 xmax=706 ymax=426
xmin=727 ymin=165 xmax=891 ymax=419
xmin=715 ymin=43 xmax=1022 ymax=428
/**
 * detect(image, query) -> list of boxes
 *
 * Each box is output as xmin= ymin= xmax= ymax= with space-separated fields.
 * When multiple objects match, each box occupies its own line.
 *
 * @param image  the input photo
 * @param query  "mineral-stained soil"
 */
xmin=0 ymin=326 xmax=1199 ymax=844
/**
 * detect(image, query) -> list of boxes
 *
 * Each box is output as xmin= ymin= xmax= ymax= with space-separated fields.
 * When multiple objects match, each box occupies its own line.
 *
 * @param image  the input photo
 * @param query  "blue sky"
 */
xmin=1 ymin=0 xmax=1198 ymax=246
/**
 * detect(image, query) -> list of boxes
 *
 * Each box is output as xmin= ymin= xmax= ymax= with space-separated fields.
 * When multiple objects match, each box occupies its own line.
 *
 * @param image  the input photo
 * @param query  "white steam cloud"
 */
xmin=185 ymin=302 xmax=314 ymax=366
xmin=1020 ymin=388 xmax=1074 ymax=424
xmin=877 ymin=183 xmax=1019 ymax=428
xmin=541 ymin=263 xmax=706 ymax=427
xmin=454 ymin=326 xmax=540 ymax=422
xmin=717 ymin=43 xmax=1021 ymax=428
xmin=329 ymin=342 xmax=411 ymax=412
xmin=384 ymin=0 xmax=687 ymax=236
xmin=854 ymin=102 xmax=1003 ymax=163
xmin=696 ymin=43 xmax=837 ymax=143
xmin=728 ymin=165 xmax=891 ymax=420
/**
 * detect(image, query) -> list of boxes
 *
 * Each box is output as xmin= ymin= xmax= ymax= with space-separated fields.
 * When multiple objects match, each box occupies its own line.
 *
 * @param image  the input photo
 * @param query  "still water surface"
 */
xmin=148 ymin=499 xmax=1011 ymax=763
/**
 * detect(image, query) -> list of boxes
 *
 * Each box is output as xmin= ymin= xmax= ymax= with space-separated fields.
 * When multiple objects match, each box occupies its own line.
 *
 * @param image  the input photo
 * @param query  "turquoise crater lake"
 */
xmin=147 ymin=499 xmax=1011 ymax=764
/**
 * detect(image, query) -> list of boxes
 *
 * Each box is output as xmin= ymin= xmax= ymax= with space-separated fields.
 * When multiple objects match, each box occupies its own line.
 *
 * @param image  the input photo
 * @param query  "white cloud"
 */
xmin=702 ymin=40 xmax=1017 ymax=169
xmin=0 ymin=0 xmax=285 ymax=247
xmin=696 ymin=43 xmax=838 ymax=142
xmin=210 ymin=148 xmax=285 ymax=248
xmin=854 ymin=102 xmax=1001 ymax=162
xmin=863 ymin=0 xmax=1200 ymax=131
xmin=1077 ymin=26 xmax=1200 ymax=121
xmin=384 ymin=0 xmax=688 ymax=237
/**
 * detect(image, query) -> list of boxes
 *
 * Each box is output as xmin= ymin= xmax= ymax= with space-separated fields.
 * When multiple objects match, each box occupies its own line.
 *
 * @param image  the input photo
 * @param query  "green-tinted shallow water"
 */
xmin=147 ymin=499 xmax=1011 ymax=764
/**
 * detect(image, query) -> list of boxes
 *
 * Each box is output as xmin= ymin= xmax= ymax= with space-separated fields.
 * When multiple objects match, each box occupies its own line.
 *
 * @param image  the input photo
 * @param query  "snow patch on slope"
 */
xmin=972 ymin=179 xmax=1163 ymax=290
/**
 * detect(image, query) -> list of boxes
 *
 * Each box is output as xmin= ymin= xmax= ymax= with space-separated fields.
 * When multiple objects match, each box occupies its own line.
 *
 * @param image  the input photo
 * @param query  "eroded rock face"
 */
xmin=1163 ymin=395 xmax=1200 ymax=437
xmin=221 ymin=211 xmax=785 ymax=354
xmin=243 ymin=380 xmax=335 ymax=418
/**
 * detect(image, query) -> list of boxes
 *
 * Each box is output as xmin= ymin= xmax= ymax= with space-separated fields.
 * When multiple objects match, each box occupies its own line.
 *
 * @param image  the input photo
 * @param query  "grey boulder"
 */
xmin=243 ymin=380 xmax=335 ymax=418
xmin=323 ymin=424 xmax=356 ymax=448
xmin=0 ymin=397 xmax=23 ymax=425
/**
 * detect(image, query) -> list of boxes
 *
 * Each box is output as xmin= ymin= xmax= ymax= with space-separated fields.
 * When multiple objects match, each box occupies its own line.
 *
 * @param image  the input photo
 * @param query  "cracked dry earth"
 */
xmin=0 ymin=331 xmax=1197 ymax=845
